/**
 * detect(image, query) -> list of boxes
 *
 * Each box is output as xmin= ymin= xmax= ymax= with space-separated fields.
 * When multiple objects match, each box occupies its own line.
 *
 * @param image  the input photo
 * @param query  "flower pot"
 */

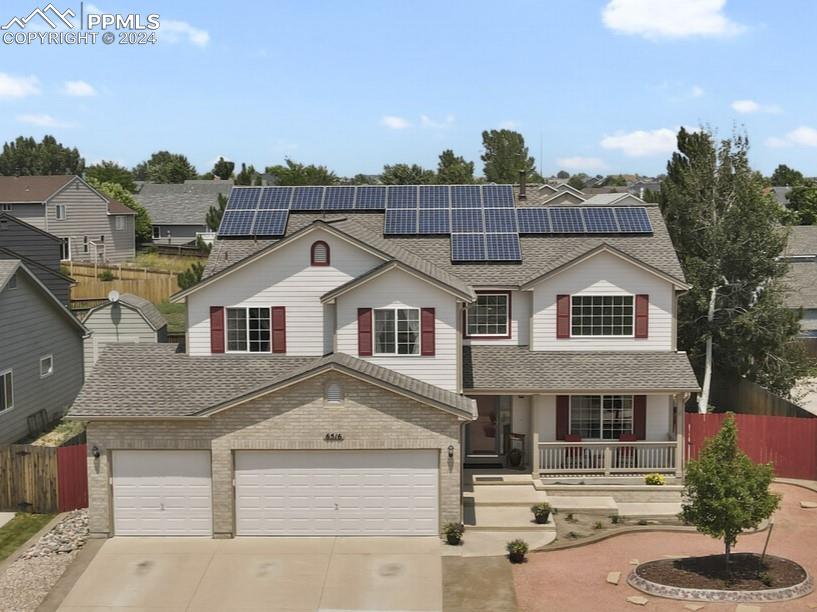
xmin=534 ymin=511 xmax=550 ymax=524
xmin=509 ymin=552 xmax=526 ymax=564
xmin=446 ymin=534 xmax=462 ymax=546
xmin=508 ymin=447 xmax=523 ymax=468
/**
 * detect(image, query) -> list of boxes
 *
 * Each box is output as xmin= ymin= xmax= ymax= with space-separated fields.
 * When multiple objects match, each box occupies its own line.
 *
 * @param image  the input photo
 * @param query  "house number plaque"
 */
xmin=324 ymin=433 xmax=344 ymax=441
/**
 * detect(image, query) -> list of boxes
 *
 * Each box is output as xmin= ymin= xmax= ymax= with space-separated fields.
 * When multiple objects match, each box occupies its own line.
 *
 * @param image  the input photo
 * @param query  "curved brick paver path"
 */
xmin=513 ymin=483 xmax=817 ymax=611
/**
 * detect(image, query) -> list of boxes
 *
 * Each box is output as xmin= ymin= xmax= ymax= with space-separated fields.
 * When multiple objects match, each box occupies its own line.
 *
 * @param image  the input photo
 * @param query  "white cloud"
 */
xmin=159 ymin=19 xmax=210 ymax=47
xmin=0 ymin=73 xmax=40 ymax=99
xmin=17 ymin=113 xmax=74 ymax=128
xmin=62 ymin=80 xmax=96 ymax=97
xmin=381 ymin=115 xmax=411 ymax=130
xmin=731 ymin=99 xmax=781 ymax=114
xmin=498 ymin=120 xmax=519 ymax=130
xmin=766 ymin=126 xmax=817 ymax=148
xmin=556 ymin=156 xmax=609 ymax=172
xmin=602 ymin=0 xmax=743 ymax=40
xmin=420 ymin=114 xmax=455 ymax=129
xmin=600 ymin=128 xmax=677 ymax=157
xmin=690 ymin=85 xmax=705 ymax=98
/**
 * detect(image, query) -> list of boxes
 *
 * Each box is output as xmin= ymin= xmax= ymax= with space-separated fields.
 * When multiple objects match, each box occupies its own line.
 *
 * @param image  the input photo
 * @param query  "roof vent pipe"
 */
xmin=518 ymin=170 xmax=527 ymax=200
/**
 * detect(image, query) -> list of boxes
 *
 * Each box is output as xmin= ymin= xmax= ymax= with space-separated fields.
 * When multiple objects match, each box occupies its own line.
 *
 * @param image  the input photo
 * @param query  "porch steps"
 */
xmin=547 ymin=496 xmax=619 ymax=516
xmin=469 ymin=505 xmax=556 ymax=532
xmin=466 ymin=484 xmax=549 ymax=507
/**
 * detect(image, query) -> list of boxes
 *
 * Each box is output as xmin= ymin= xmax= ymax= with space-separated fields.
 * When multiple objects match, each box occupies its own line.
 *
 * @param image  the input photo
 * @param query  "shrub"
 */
xmin=178 ymin=261 xmax=205 ymax=290
xmin=443 ymin=522 xmax=464 ymax=545
xmin=98 ymin=269 xmax=115 ymax=281
xmin=645 ymin=473 xmax=666 ymax=486
xmin=610 ymin=514 xmax=620 ymax=524
xmin=593 ymin=521 xmax=603 ymax=530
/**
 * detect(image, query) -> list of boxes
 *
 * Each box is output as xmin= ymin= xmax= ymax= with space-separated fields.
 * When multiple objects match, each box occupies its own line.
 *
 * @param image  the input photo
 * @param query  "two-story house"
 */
xmin=70 ymin=184 xmax=699 ymax=539
xmin=0 ymin=175 xmax=136 ymax=263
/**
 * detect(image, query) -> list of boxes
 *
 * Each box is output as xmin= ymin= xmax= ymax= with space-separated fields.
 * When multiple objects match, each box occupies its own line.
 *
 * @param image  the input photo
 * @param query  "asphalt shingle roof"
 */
xmin=786 ymin=226 xmax=817 ymax=256
xmin=134 ymin=180 xmax=233 ymax=226
xmin=0 ymin=175 xmax=74 ymax=202
xmin=782 ymin=260 xmax=817 ymax=310
xmin=84 ymin=293 xmax=167 ymax=330
xmin=69 ymin=344 xmax=476 ymax=419
xmin=462 ymin=345 xmax=700 ymax=392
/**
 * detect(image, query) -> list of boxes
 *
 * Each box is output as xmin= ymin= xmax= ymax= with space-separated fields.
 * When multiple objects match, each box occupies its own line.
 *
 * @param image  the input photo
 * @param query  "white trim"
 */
xmin=55 ymin=204 xmax=67 ymax=221
xmin=569 ymin=394 xmax=634 ymax=440
xmin=465 ymin=292 xmax=510 ymax=337
xmin=39 ymin=354 xmax=54 ymax=378
xmin=0 ymin=369 xmax=13 ymax=412
xmin=373 ymin=307 xmax=421 ymax=356
xmin=569 ymin=293 xmax=635 ymax=338
xmin=152 ymin=226 xmax=160 ymax=239
xmin=225 ymin=306 xmax=272 ymax=354
xmin=115 ymin=216 xmax=125 ymax=231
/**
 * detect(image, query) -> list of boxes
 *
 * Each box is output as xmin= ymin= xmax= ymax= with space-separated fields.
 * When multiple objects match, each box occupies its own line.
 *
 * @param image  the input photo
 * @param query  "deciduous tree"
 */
xmin=85 ymin=161 xmax=135 ymax=192
xmin=480 ymin=129 xmax=537 ymax=183
xmin=264 ymin=159 xmax=337 ymax=185
xmin=133 ymin=151 xmax=197 ymax=183
xmin=436 ymin=149 xmax=474 ymax=184
xmin=784 ymin=183 xmax=817 ymax=225
xmin=380 ymin=163 xmax=435 ymax=185
xmin=211 ymin=157 xmax=234 ymax=181
xmin=770 ymin=163 xmax=805 ymax=186
xmin=87 ymin=178 xmax=152 ymax=243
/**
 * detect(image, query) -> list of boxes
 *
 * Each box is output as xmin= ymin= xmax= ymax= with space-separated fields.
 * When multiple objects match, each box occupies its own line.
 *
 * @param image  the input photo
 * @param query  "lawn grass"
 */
xmin=155 ymin=301 xmax=186 ymax=333
xmin=129 ymin=252 xmax=203 ymax=274
xmin=0 ymin=513 xmax=55 ymax=562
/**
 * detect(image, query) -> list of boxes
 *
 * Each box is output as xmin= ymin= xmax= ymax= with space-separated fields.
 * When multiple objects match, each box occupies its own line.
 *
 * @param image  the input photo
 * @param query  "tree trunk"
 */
xmin=725 ymin=541 xmax=731 ymax=573
xmin=698 ymin=286 xmax=718 ymax=413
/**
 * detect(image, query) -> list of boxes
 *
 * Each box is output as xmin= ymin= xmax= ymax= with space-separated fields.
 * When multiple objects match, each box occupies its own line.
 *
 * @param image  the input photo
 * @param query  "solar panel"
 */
xmin=581 ymin=207 xmax=619 ymax=233
xmin=227 ymin=187 xmax=262 ymax=210
xmin=291 ymin=186 xmax=324 ymax=210
xmin=323 ymin=186 xmax=356 ymax=210
xmin=451 ymin=185 xmax=481 ymax=208
xmin=387 ymin=185 xmax=418 ymax=209
xmin=614 ymin=207 xmax=652 ymax=233
xmin=355 ymin=185 xmax=387 ymax=209
xmin=218 ymin=210 xmax=256 ymax=236
xmin=384 ymin=209 xmax=417 ymax=234
xmin=258 ymin=187 xmax=292 ymax=210
xmin=549 ymin=207 xmax=585 ymax=233
xmin=484 ymin=208 xmax=517 ymax=232
xmin=418 ymin=209 xmax=450 ymax=234
xmin=419 ymin=185 xmax=450 ymax=208
xmin=252 ymin=210 xmax=289 ymax=235
xmin=482 ymin=184 xmax=515 ymax=207
xmin=485 ymin=233 xmax=522 ymax=260
xmin=451 ymin=233 xmax=486 ymax=261
xmin=516 ymin=208 xmax=550 ymax=233
xmin=452 ymin=208 xmax=483 ymax=233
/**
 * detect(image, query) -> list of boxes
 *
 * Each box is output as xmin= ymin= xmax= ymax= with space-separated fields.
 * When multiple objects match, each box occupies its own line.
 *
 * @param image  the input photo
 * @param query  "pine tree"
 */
xmin=480 ymin=129 xmax=537 ymax=183
xmin=206 ymin=193 xmax=227 ymax=232
xmin=436 ymin=150 xmax=475 ymax=184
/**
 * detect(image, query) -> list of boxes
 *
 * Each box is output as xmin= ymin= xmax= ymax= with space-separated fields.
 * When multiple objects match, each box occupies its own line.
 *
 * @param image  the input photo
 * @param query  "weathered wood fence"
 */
xmin=64 ymin=261 xmax=179 ymax=303
xmin=0 ymin=443 xmax=88 ymax=513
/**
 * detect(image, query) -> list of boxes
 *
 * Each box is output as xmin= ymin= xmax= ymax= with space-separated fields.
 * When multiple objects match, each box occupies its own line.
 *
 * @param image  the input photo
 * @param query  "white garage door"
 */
xmin=112 ymin=450 xmax=212 ymax=536
xmin=235 ymin=450 xmax=439 ymax=536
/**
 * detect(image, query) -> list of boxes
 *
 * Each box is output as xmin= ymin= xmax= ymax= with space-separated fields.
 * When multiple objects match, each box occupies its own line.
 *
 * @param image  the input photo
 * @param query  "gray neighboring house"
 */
xmin=82 ymin=292 xmax=168 ymax=378
xmin=0 ymin=213 xmax=74 ymax=305
xmin=134 ymin=179 xmax=233 ymax=245
xmin=782 ymin=226 xmax=817 ymax=348
xmin=771 ymin=186 xmax=792 ymax=207
xmin=0 ymin=175 xmax=136 ymax=263
xmin=0 ymin=259 xmax=86 ymax=444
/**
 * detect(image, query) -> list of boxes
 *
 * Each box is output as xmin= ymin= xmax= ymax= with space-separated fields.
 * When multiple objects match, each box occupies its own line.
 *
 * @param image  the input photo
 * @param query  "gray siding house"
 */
xmin=82 ymin=292 xmax=168 ymax=377
xmin=783 ymin=226 xmax=817 ymax=352
xmin=0 ymin=213 xmax=74 ymax=305
xmin=134 ymin=179 xmax=232 ymax=245
xmin=0 ymin=260 xmax=86 ymax=444
xmin=0 ymin=175 xmax=136 ymax=263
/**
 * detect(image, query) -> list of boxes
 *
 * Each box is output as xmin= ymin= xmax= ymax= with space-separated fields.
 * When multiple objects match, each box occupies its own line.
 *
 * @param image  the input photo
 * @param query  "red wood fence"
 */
xmin=686 ymin=413 xmax=817 ymax=481
xmin=57 ymin=443 xmax=88 ymax=512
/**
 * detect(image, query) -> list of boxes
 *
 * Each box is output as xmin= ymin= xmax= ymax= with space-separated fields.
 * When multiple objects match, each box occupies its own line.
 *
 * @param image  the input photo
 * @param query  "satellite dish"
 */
xmin=108 ymin=290 xmax=120 ymax=303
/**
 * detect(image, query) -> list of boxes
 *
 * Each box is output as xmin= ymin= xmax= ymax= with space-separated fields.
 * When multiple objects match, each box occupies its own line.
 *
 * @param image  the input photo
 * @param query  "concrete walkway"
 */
xmin=0 ymin=512 xmax=14 ymax=529
xmin=57 ymin=536 xmax=442 ymax=611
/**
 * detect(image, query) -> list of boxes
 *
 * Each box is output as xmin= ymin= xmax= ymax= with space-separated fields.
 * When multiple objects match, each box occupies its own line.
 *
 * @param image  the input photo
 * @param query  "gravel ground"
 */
xmin=0 ymin=510 xmax=88 ymax=612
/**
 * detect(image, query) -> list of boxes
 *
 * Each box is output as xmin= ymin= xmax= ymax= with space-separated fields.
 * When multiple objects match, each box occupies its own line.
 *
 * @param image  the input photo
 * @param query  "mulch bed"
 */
xmin=635 ymin=553 xmax=806 ymax=591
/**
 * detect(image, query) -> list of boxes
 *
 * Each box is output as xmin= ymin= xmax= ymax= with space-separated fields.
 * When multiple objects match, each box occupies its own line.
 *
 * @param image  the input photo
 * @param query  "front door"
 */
xmin=466 ymin=396 xmax=511 ymax=458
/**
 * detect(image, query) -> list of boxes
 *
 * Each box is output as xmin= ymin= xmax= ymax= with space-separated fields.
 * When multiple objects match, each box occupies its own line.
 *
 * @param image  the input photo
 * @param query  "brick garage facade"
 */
xmin=86 ymin=372 xmax=462 ymax=538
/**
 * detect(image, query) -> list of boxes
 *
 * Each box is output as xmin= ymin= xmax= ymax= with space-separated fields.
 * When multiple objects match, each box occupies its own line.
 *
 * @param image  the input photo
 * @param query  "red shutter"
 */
xmin=209 ymin=306 xmax=224 ymax=353
xmin=633 ymin=395 xmax=647 ymax=440
xmin=635 ymin=294 xmax=649 ymax=338
xmin=421 ymin=308 xmax=435 ymax=356
xmin=271 ymin=307 xmax=286 ymax=353
xmin=556 ymin=395 xmax=570 ymax=440
xmin=556 ymin=294 xmax=571 ymax=338
xmin=357 ymin=308 xmax=372 ymax=356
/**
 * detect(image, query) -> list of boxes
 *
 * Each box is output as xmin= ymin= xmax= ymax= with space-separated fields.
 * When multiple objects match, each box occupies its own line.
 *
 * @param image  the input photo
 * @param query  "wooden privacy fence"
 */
xmin=64 ymin=261 xmax=179 ymax=303
xmin=0 ymin=443 xmax=88 ymax=513
xmin=686 ymin=412 xmax=817 ymax=481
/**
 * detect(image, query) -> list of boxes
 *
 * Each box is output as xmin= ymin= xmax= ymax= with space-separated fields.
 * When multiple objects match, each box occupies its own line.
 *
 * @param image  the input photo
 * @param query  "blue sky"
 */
xmin=1 ymin=0 xmax=815 ymax=177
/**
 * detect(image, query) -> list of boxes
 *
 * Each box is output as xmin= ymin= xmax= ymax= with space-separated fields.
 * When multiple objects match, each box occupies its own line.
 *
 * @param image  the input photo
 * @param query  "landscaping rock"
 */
xmin=606 ymin=571 xmax=621 ymax=585
xmin=626 ymin=595 xmax=649 ymax=605
xmin=21 ymin=509 xmax=88 ymax=559
xmin=629 ymin=558 xmax=639 ymax=565
xmin=683 ymin=605 xmax=705 ymax=611
xmin=800 ymin=501 xmax=817 ymax=509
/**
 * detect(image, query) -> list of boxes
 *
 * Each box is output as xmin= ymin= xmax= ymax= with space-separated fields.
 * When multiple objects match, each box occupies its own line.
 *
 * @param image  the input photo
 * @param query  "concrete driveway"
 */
xmin=57 ymin=536 xmax=442 ymax=612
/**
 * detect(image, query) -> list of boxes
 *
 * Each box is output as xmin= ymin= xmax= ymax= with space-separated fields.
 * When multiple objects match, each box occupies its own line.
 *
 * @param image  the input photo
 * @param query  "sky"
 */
xmin=0 ymin=0 xmax=815 ymax=178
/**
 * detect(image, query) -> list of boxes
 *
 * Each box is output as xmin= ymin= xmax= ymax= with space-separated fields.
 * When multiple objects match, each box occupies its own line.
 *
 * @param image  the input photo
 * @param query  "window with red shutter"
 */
xmin=556 ymin=295 xmax=571 ymax=338
xmin=357 ymin=308 xmax=372 ymax=356
xmin=421 ymin=308 xmax=435 ymax=356
xmin=209 ymin=306 xmax=224 ymax=353
xmin=635 ymin=294 xmax=649 ymax=338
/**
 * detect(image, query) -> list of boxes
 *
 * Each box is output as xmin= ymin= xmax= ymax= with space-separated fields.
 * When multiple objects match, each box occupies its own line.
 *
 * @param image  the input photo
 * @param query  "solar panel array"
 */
xmin=217 ymin=185 xmax=653 ymax=262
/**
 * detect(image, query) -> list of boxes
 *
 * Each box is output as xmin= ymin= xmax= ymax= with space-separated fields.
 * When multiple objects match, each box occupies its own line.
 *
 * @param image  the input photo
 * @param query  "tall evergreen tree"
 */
xmin=206 ymin=193 xmax=228 ymax=231
xmin=480 ymin=129 xmax=537 ymax=183
xmin=234 ymin=163 xmax=261 ymax=186
xmin=211 ymin=157 xmax=235 ymax=181
xmin=380 ymin=163 xmax=436 ymax=185
xmin=0 ymin=135 xmax=84 ymax=176
xmin=436 ymin=149 xmax=475 ymax=184
xmin=133 ymin=151 xmax=197 ymax=183
xmin=660 ymin=128 xmax=813 ymax=409
xmin=85 ymin=161 xmax=135 ymax=192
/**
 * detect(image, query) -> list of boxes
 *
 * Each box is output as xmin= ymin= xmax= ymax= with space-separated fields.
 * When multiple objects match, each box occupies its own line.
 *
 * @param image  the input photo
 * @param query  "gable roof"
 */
xmin=0 ymin=246 xmax=75 ymax=285
xmin=0 ymin=212 xmax=62 ymax=241
xmin=134 ymin=180 xmax=233 ymax=225
xmin=107 ymin=200 xmax=136 ymax=215
xmin=82 ymin=292 xmax=167 ymax=331
xmin=69 ymin=344 xmax=476 ymax=420
xmin=0 ymin=175 xmax=74 ymax=203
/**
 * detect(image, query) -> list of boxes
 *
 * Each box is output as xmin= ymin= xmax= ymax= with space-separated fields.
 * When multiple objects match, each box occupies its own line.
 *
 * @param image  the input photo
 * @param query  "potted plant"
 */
xmin=530 ymin=502 xmax=551 ymax=524
xmin=506 ymin=539 xmax=529 ymax=563
xmin=443 ymin=522 xmax=465 ymax=545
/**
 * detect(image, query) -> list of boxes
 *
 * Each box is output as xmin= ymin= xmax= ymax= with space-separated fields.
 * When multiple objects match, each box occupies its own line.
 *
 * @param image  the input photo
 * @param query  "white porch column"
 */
xmin=674 ymin=394 xmax=685 ymax=477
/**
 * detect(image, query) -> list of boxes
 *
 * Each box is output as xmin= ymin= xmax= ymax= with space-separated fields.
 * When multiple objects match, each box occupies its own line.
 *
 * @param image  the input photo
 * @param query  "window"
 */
xmin=115 ymin=216 xmax=125 ymax=231
xmin=0 ymin=370 xmax=12 ymax=412
xmin=311 ymin=241 xmax=330 ymax=266
xmin=1 ymin=204 xmax=13 ymax=211
xmin=60 ymin=238 xmax=70 ymax=261
xmin=8 ymin=273 xmax=16 ymax=289
xmin=83 ymin=236 xmax=89 ymax=254
xmin=152 ymin=226 xmax=160 ymax=239
xmin=466 ymin=293 xmax=510 ymax=337
xmin=99 ymin=235 xmax=105 ymax=243
xmin=571 ymin=295 xmax=634 ymax=337
xmin=55 ymin=204 xmax=66 ymax=220
xmin=226 ymin=307 xmax=270 ymax=352
xmin=40 ymin=355 xmax=53 ymax=378
xmin=570 ymin=395 xmax=633 ymax=440
xmin=325 ymin=382 xmax=343 ymax=403
xmin=374 ymin=308 xmax=419 ymax=355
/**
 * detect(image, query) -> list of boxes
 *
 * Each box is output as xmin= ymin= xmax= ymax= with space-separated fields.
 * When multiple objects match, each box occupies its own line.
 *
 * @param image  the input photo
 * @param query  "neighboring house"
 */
xmin=770 ymin=186 xmax=792 ymax=207
xmin=0 ymin=213 xmax=74 ymax=304
xmin=71 ymin=184 xmax=699 ymax=539
xmin=782 ymin=225 xmax=817 ymax=348
xmin=0 ymin=175 xmax=136 ymax=263
xmin=134 ymin=179 xmax=233 ymax=244
xmin=0 ymin=259 xmax=86 ymax=445
xmin=82 ymin=292 xmax=168 ymax=378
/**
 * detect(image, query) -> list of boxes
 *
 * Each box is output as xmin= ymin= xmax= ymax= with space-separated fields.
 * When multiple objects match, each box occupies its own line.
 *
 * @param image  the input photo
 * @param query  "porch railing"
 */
xmin=537 ymin=440 xmax=677 ymax=475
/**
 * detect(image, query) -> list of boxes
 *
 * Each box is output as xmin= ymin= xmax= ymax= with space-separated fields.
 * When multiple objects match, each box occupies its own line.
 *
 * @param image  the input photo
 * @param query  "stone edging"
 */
xmin=627 ymin=558 xmax=814 ymax=603
xmin=0 ymin=512 xmax=67 ymax=578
